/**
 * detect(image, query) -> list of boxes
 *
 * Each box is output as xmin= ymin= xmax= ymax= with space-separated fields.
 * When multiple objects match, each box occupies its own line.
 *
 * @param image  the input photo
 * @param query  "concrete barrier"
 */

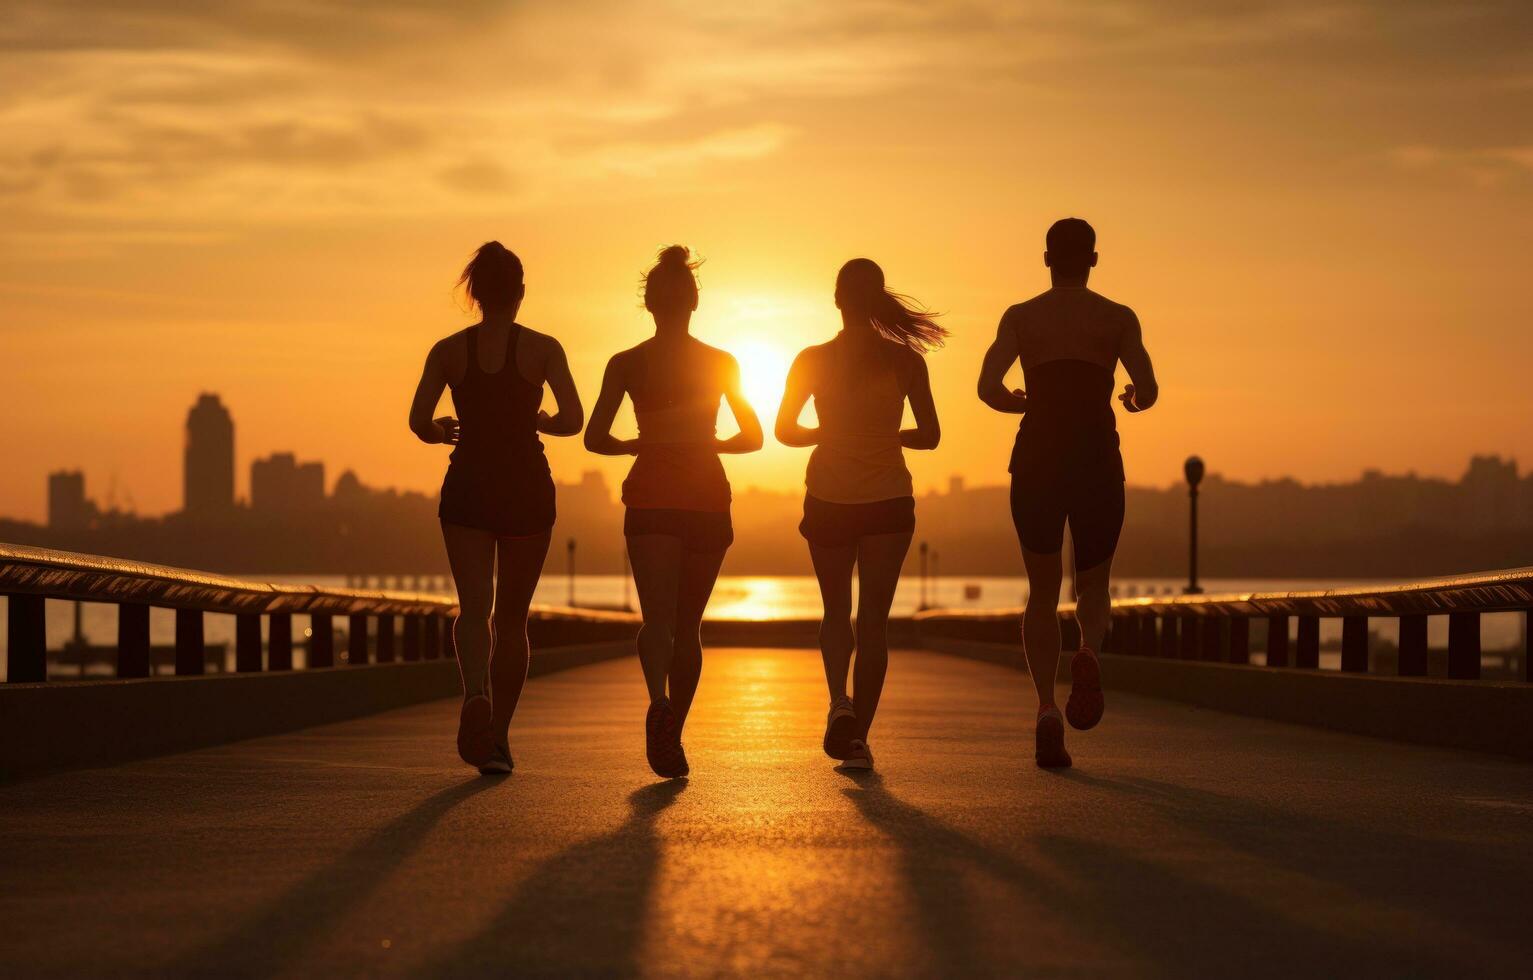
xmin=0 ymin=641 xmax=632 ymax=781
xmin=918 ymin=634 xmax=1533 ymax=761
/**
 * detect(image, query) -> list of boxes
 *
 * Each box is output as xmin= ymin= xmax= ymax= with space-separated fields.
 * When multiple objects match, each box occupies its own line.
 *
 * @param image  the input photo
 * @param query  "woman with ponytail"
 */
xmin=775 ymin=258 xmax=944 ymax=771
xmin=409 ymin=241 xmax=584 ymax=775
xmin=585 ymin=245 xmax=763 ymax=779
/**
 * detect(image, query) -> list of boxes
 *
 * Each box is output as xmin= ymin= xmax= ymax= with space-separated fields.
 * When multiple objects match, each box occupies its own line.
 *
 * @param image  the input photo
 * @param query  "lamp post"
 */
xmin=1184 ymin=455 xmax=1205 ymax=595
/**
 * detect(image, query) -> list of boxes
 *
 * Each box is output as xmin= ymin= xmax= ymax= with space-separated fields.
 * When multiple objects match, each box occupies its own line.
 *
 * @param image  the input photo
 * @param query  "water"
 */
xmin=3 ymin=575 xmax=1525 ymax=681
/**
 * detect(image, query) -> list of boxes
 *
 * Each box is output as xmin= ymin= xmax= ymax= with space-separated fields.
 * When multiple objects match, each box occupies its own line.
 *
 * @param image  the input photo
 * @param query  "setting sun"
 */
xmin=731 ymin=337 xmax=792 ymax=423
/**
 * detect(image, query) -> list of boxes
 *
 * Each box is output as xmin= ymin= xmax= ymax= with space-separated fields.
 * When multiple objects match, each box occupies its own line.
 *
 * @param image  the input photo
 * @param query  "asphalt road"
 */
xmin=3 ymin=647 xmax=1532 ymax=978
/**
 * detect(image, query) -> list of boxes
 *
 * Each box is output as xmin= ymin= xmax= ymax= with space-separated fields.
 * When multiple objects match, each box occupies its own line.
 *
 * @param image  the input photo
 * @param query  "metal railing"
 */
xmin=915 ymin=567 xmax=1533 ymax=682
xmin=1 ymin=544 xmax=636 ymax=683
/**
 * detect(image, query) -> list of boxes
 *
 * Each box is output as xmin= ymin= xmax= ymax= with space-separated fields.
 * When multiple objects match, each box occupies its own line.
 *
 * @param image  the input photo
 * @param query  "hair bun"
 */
xmin=657 ymin=244 xmax=690 ymax=267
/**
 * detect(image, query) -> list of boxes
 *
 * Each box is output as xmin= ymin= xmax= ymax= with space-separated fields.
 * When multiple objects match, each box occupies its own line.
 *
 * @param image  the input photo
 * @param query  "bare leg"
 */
xmin=1074 ymin=553 xmax=1114 ymax=652
xmin=489 ymin=531 xmax=551 ymax=742
xmin=671 ymin=546 xmax=726 ymax=731
xmin=627 ymin=535 xmax=682 ymax=704
xmin=1021 ymin=546 xmax=1064 ymax=711
xmin=851 ymin=532 xmax=912 ymax=740
xmin=808 ymin=541 xmax=857 ymax=700
xmin=441 ymin=522 xmax=497 ymax=700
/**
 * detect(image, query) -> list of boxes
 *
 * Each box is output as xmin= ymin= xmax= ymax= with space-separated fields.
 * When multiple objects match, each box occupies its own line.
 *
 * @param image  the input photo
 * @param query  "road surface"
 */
xmin=3 ymin=648 xmax=1532 ymax=977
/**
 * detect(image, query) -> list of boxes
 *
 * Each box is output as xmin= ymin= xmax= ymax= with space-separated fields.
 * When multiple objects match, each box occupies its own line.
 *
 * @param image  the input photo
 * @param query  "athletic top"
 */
xmin=1003 ymin=287 xmax=1131 ymax=482
xmin=805 ymin=333 xmax=913 ymax=504
xmin=621 ymin=343 xmax=731 ymax=512
xmin=439 ymin=324 xmax=555 ymax=536
xmin=446 ymin=324 xmax=549 ymax=478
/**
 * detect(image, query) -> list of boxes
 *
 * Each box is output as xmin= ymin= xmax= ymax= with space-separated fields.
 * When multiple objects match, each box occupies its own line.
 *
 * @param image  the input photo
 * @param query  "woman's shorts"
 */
xmin=1009 ymin=474 xmax=1124 ymax=571
xmin=624 ymin=508 xmax=734 ymax=553
xmin=799 ymin=494 xmax=916 ymax=548
xmin=438 ymin=465 xmax=556 ymax=538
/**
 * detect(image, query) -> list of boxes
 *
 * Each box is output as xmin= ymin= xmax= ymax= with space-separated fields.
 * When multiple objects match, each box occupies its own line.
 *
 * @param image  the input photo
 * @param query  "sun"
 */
xmin=731 ymin=337 xmax=792 ymax=422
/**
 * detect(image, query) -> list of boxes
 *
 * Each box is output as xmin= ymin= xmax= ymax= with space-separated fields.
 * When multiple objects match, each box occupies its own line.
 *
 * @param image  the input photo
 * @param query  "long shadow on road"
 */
xmin=414 ymin=779 xmax=686 ymax=979
xmin=170 ymin=777 xmax=495 ymax=977
xmin=844 ymin=773 xmax=1458 ymax=978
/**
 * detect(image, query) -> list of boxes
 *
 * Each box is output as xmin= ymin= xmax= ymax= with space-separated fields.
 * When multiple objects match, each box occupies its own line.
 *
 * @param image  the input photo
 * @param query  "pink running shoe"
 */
xmin=1066 ymin=646 xmax=1105 ymax=731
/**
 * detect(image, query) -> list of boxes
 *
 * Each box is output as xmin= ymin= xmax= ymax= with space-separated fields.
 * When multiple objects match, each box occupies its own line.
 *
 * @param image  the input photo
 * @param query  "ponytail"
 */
xmin=836 ymin=258 xmax=947 ymax=353
xmin=457 ymin=241 xmax=524 ymax=312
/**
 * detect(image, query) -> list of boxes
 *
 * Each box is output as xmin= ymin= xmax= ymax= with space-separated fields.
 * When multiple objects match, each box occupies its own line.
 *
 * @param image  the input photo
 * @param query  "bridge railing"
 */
xmin=915 ymin=567 xmax=1533 ymax=682
xmin=1 ymin=543 xmax=637 ymax=683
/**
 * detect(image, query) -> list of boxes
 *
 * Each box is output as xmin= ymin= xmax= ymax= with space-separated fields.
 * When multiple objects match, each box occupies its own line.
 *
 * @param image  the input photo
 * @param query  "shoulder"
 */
xmin=517 ymin=323 xmax=559 ymax=352
xmin=887 ymin=341 xmax=926 ymax=383
xmin=695 ymin=339 xmax=739 ymax=372
xmin=602 ymin=343 xmax=645 ymax=377
xmin=1087 ymin=290 xmax=1137 ymax=322
xmin=429 ymin=328 xmax=471 ymax=366
xmin=1000 ymin=292 xmax=1049 ymax=327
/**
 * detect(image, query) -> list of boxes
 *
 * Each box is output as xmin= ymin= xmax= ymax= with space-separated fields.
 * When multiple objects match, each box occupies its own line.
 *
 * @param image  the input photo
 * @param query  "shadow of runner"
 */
xmin=415 ymin=779 xmax=686 ymax=979
xmin=169 ymin=777 xmax=495 ymax=977
xmin=844 ymin=774 xmax=1443 ymax=978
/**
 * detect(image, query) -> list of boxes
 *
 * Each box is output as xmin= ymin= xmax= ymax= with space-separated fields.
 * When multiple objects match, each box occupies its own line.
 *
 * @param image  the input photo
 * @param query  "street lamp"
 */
xmin=1184 ymin=455 xmax=1205 ymax=594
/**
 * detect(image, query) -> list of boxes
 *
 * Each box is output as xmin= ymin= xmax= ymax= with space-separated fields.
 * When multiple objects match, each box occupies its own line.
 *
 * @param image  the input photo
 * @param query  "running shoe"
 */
xmin=1035 ymin=706 xmax=1072 ymax=769
xmin=457 ymin=693 xmax=494 ymax=768
xmin=823 ymin=695 xmax=858 ymax=760
xmin=1066 ymin=646 xmax=1105 ymax=731
xmin=836 ymin=738 xmax=874 ymax=771
xmin=479 ymin=740 xmax=513 ymax=776
xmin=645 ymin=698 xmax=689 ymax=779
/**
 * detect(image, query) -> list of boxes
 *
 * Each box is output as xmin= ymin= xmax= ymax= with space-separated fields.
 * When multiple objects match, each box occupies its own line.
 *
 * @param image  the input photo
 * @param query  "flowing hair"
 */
xmin=641 ymin=244 xmax=701 ymax=314
xmin=836 ymin=258 xmax=946 ymax=353
xmin=456 ymin=241 xmax=524 ymax=312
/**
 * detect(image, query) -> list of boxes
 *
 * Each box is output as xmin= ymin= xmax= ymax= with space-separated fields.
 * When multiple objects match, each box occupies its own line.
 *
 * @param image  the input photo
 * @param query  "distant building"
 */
xmin=250 ymin=453 xmax=325 ymax=513
xmin=184 ymin=394 xmax=235 ymax=514
xmin=1461 ymin=455 xmax=1519 ymax=533
xmin=47 ymin=470 xmax=94 ymax=530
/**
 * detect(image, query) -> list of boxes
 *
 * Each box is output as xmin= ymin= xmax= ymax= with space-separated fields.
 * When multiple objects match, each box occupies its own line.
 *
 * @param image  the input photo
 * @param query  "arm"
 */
xmin=408 ymin=341 xmax=458 ymax=445
xmin=900 ymin=354 xmax=941 ymax=450
xmin=582 ymin=355 xmax=639 ymax=456
xmin=536 ymin=339 xmax=585 ymax=436
xmin=716 ymin=355 xmax=764 ymax=454
xmin=773 ymin=350 xmax=819 ymax=448
xmin=977 ymin=313 xmax=1028 ymax=414
xmin=1117 ymin=310 xmax=1159 ymax=413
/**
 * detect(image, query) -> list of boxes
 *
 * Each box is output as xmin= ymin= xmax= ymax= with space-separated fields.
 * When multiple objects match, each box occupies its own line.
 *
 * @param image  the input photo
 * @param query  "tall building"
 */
xmin=47 ymin=470 xmax=94 ymax=530
xmin=250 ymin=453 xmax=325 ymax=512
xmin=184 ymin=394 xmax=235 ymax=514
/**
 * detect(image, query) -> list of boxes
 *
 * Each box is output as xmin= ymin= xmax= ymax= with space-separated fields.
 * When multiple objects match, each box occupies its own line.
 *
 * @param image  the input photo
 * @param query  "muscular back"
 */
xmin=1004 ymin=287 xmax=1137 ymax=372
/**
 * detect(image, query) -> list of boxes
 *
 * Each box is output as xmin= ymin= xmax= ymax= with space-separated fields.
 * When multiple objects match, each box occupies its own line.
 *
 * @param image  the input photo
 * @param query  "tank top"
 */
xmin=806 ymin=335 xmax=913 ymax=503
xmin=621 ymin=343 xmax=731 ymax=512
xmin=446 ymin=325 xmax=549 ymax=478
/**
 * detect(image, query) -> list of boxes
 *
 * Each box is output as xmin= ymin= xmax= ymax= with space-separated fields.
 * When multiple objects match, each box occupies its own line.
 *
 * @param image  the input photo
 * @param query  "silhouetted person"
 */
xmin=409 ymin=242 xmax=584 ymax=774
xmin=777 ymin=259 xmax=943 ymax=772
xmin=585 ymin=245 xmax=764 ymax=778
xmin=977 ymin=218 xmax=1159 ymax=768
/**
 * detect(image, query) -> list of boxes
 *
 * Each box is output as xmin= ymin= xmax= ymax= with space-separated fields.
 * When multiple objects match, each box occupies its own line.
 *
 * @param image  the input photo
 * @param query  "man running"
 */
xmin=977 ymin=218 xmax=1159 ymax=768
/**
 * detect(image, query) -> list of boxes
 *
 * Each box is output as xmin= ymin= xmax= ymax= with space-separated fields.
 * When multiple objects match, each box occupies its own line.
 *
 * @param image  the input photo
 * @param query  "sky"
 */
xmin=2 ymin=0 xmax=1531 ymax=521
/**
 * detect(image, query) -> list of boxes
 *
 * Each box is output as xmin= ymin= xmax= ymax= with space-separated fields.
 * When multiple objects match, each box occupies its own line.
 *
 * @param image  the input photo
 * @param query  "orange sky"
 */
xmin=3 ymin=1 xmax=1532 ymax=521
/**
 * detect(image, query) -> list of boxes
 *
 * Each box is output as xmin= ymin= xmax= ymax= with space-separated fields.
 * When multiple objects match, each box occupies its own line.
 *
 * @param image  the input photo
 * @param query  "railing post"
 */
xmin=1341 ymin=616 xmax=1368 ymax=673
xmin=1398 ymin=614 xmax=1427 ymax=676
xmin=7 ymin=594 xmax=46 ymax=683
xmin=1266 ymin=615 xmax=1289 ymax=667
xmin=269 ymin=613 xmax=293 ymax=671
xmin=1179 ymin=614 xmax=1198 ymax=659
xmin=1228 ymin=616 xmax=1250 ymax=664
xmin=423 ymin=615 xmax=441 ymax=660
xmin=1202 ymin=618 xmax=1225 ymax=662
xmin=309 ymin=614 xmax=333 ymax=668
xmin=1295 ymin=616 xmax=1320 ymax=669
xmin=377 ymin=614 xmax=396 ymax=663
xmin=235 ymin=613 xmax=262 ymax=672
xmin=1448 ymin=611 xmax=1480 ymax=680
xmin=1158 ymin=615 xmax=1178 ymax=659
xmin=402 ymin=615 xmax=422 ymax=662
xmin=175 ymin=609 xmax=204 ymax=675
xmin=1525 ymin=609 xmax=1531 ymax=683
xmin=117 ymin=603 xmax=150 ymax=678
xmin=1140 ymin=614 xmax=1157 ymax=658
xmin=348 ymin=613 xmax=369 ymax=666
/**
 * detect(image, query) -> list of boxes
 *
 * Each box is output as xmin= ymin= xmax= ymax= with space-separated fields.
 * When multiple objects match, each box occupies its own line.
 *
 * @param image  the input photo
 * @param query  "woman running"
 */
xmin=585 ymin=245 xmax=763 ymax=779
xmin=408 ymin=241 xmax=584 ymax=775
xmin=776 ymin=258 xmax=944 ymax=771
